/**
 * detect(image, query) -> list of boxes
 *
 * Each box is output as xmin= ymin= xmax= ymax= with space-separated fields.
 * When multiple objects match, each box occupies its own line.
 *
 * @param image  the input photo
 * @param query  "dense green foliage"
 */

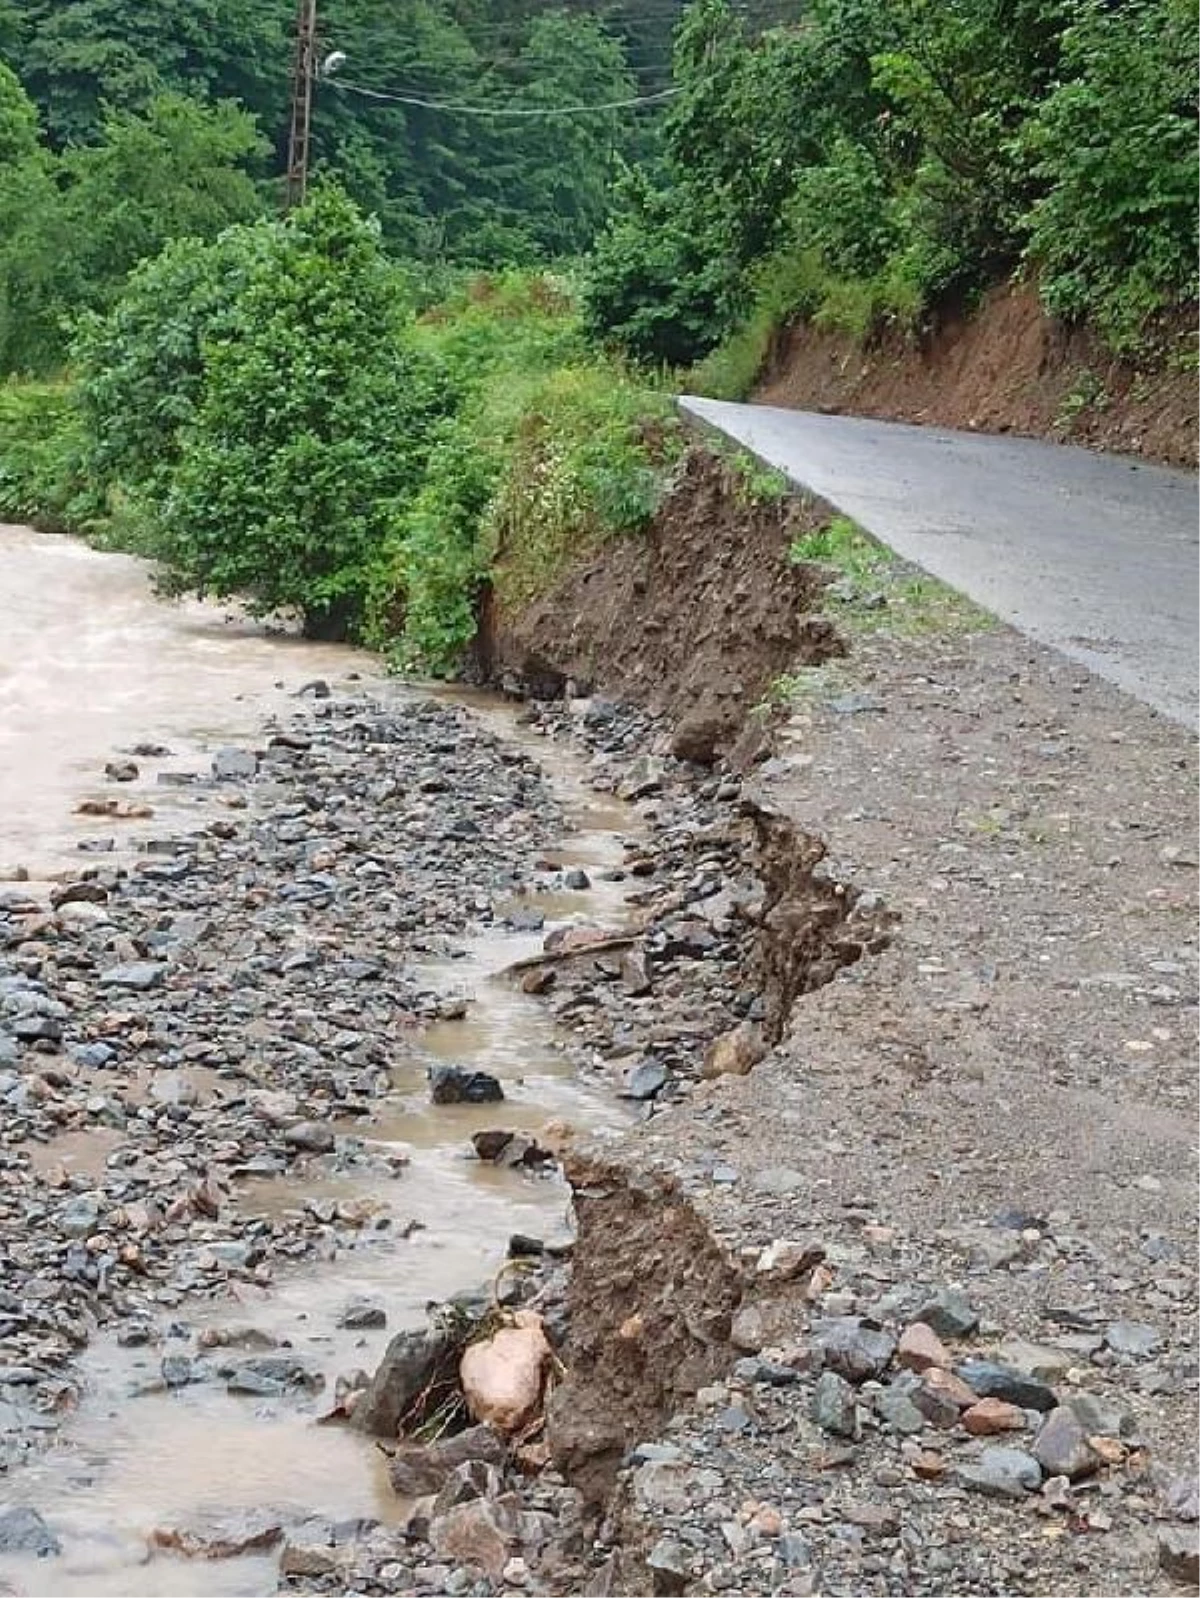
xmin=586 ymin=0 xmax=1198 ymax=372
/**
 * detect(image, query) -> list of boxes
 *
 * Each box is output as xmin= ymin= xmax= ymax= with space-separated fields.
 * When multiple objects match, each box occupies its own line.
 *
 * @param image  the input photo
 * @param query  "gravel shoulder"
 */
xmin=568 ymin=620 xmax=1198 ymax=1595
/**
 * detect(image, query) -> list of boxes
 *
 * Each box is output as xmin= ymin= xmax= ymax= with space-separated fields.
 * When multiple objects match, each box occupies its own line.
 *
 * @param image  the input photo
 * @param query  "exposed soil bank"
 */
xmin=474 ymin=449 xmax=846 ymax=762
xmin=755 ymin=283 xmax=1198 ymax=470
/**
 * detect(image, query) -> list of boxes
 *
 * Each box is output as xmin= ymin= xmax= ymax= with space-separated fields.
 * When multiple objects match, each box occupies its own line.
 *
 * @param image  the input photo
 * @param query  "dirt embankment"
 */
xmin=473 ymin=448 xmax=845 ymax=761
xmin=756 ymin=283 xmax=1198 ymax=469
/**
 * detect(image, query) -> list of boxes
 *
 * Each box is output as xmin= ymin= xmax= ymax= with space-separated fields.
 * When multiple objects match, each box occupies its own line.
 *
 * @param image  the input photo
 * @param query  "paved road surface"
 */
xmin=680 ymin=398 xmax=1199 ymax=727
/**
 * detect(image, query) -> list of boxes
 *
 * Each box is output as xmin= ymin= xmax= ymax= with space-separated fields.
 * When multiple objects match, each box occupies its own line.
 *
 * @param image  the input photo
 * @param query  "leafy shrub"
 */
xmin=0 ymin=380 xmax=84 ymax=530
xmin=1021 ymin=0 xmax=1199 ymax=348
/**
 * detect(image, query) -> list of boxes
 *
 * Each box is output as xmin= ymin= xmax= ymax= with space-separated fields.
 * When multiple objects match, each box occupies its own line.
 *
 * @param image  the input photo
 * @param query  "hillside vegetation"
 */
xmin=0 ymin=0 xmax=1195 ymax=667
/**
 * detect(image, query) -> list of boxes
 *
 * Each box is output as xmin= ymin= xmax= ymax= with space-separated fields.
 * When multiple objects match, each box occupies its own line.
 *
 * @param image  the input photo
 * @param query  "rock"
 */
xmin=617 ymin=756 xmax=665 ymax=801
xmin=620 ymin=1057 xmax=669 ymax=1101
xmin=955 ymin=1359 xmax=1056 ymax=1412
xmin=279 ymin=1541 xmax=350 ymax=1578
xmin=1159 ymin=1527 xmax=1200 ymax=1588
xmin=232 ymin=1354 xmax=324 ymax=1393
xmin=955 ymin=1447 xmax=1042 ymax=1500
xmin=875 ymin=1384 xmax=926 ymax=1435
xmin=212 ymin=747 xmax=258 ymax=780
xmin=618 ymin=948 xmax=652 ymax=995
xmin=1033 ymin=1405 xmax=1099 ymax=1480
xmin=755 ymin=1238 xmax=825 ymax=1282
xmin=49 ymin=880 xmax=108 ymax=909
xmin=429 ymin=1065 xmax=505 ymax=1105
xmin=429 ymin=1497 xmax=521 ymax=1579
xmin=99 ymin=961 xmax=167 ymax=992
xmin=913 ymin=1288 xmax=978 ymax=1338
xmin=105 ymin=759 xmax=139 ymax=782
xmin=1162 ymin=1474 xmax=1200 ymax=1522
xmin=670 ymin=712 xmax=730 ymax=766
xmin=388 ymin=1426 xmax=508 ymax=1497
xmin=963 ymin=1398 xmax=1026 ymax=1435
xmin=995 ymin=1338 xmax=1072 ymax=1382
xmin=338 ymin=1297 xmax=387 ymax=1330
xmin=1064 ymin=1393 xmax=1132 ymax=1439
xmin=913 ymin=1368 xmax=978 ymax=1428
xmin=563 ymin=868 xmax=591 ymax=890
xmin=353 ymin=1326 xmax=453 ymax=1438
xmin=811 ymin=1317 xmax=896 ymax=1383
xmin=811 ymin=1370 xmax=858 ymax=1438
xmin=645 ymin=1536 xmax=691 ymax=1595
xmin=0 ymin=1506 xmax=60 ymax=1557
xmin=897 ymin=1322 xmax=951 ymax=1373
xmin=151 ymin=1509 xmax=286 ymax=1558
xmin=1104 ymin=1320 xmax=1162 ymax=1359
xmin=161 ymin=1354 xmax=197 ymax=1388
xmin=283 ymin=1121 xmax=335 ymax=1154
xmin=701 ymin=1021 xmax=767 ymax=1079
xmin=460 ymin=1311 xmax=550 ymax=1434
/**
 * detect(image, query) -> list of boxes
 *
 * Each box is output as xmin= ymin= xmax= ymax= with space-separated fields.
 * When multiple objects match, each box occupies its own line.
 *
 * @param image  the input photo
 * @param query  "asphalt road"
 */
xmin=680 ymin=398 xmax=1199 ymax=727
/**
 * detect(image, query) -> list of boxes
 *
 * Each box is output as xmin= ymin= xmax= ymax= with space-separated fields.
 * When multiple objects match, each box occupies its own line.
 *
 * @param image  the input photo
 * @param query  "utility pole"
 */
xmin=284 ymin=0 xmax=317 ymax=210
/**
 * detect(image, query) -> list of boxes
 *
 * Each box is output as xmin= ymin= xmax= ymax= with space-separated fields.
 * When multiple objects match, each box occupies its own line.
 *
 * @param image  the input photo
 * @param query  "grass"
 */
xmin=791 ymin=513 xmax=993 ymax=638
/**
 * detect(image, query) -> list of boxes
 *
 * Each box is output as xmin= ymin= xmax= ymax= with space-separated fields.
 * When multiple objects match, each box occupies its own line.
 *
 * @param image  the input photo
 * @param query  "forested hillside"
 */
xmin=0 ymin=0 xmax=1195 ymax=664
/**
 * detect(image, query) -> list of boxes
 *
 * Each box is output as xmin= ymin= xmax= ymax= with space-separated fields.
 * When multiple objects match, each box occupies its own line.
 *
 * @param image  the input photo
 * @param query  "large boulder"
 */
xmin=460 ymin=1311 xmax=550 ymax=1434
xmin=352 ymin=1326 xmax=454 ymax=1438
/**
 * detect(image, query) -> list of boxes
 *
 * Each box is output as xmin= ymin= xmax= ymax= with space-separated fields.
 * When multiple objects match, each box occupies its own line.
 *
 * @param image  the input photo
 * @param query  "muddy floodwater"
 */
xmin=0 ymin=525 xmax=636 ymax=1595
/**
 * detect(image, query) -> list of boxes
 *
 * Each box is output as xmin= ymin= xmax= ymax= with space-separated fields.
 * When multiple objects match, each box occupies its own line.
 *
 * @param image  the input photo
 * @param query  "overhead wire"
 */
xmin=324 ymin=77 xmax=680 ymax=115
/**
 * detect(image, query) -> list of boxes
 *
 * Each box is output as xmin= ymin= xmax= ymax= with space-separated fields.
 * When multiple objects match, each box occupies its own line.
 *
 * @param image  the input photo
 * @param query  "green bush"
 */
xmin=0 ymin=380 xmax=84 ymax=530
xmin=1021 ymin=0 xmax=1199 ymax=349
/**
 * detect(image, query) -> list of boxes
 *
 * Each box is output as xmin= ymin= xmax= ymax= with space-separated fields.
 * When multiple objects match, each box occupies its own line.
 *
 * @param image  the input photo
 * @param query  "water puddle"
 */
xmin=0 ymin=526 xmax=639 ymax=1597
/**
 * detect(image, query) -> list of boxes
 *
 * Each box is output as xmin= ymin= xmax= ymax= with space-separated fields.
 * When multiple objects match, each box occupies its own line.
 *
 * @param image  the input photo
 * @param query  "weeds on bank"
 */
xmin=791 ymin=513 xmax=991 ymax=639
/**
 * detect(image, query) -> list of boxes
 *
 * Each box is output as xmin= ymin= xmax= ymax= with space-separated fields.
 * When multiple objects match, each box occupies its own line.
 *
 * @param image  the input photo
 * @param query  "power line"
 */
xmin=325 ymin=77 xmax=679 ymax=116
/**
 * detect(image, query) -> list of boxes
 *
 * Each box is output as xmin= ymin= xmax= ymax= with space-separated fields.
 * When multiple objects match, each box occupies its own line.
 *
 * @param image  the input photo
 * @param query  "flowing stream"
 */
xmin=0 ymin=525 xmax=637 ymax=1596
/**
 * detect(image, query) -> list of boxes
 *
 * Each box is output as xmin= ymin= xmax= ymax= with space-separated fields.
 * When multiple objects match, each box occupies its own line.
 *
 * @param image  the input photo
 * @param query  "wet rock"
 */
xmin=429 ymin=1065 xmax=505 ymax=1106
xmin=701 ymin=1021 xmax=767 ymax=1079
xmin=1032 ymin=1405 xmax=1099 ymax=1480
xmin=212 ymin=747 xmax=258 ymax=781
xmin=471 ymin=1131 xmax=555 ymax=1169
xmin=354 ymin=1326 xmax=453 ymax=1438
xmin=0 ymin=1506 xmax=60 ymax=1557
xmin=429 ymin=1496 xmax=521 ymax=1579
xmin=279 ymin=1541 xmax=351 ymax=1578
xmin=231 ymin=1353 xmax=325 ymax=1393
xmin=338 ymin=1298 xmax=387 ymax=1330
xmin=618 ymin=948 xmax=652 ymax=996
xmin=283 ymin=1121 xmax=335 ymax=1154
xmin=811 ymin=1370 xmax=858 ymax=1438
xmin=151 ymin=1508 xmax=286 ymax=1558
xmin=620 ymin=1057 xmax=669 ymax=1101
xmin=388 ymin=1426 xmax=508 ymax=1497
xmin=955 ymin=1359 xmax=1056 ymax=1412
xmin=49 ymin=880 xmax=108 ymax=909
xmin=460 ymin=1311 xmax=550 ymax=1434
xmin=617 ymin=756 xmax=665 ymax=801
xmin=161 ymin=1354 xmax=198 ymax=1388
xmin=913 ymin=1288 xmax=978 ymax=1339
xmin=811 ymin=1317 xmax=896 ymax=1383
xmin=104 ymin=759 xmax=139 ymax=782
xmin=1103 ymin=1320 xmax=1162 ymax=1359
xmin=1159 ymin=1527 xmax=1200 ymax=1587
xmin=563 ymin=869 xmax=591 ymax=891
xmin=955 ymin=1446 xmax=1042 ymax=1500
xmin=99 ymin=960 xmax=167 ymax=992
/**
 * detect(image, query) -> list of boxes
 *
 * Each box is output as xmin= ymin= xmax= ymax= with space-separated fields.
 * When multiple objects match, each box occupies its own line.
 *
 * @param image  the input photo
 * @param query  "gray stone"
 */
xmin=955 ymin=1359 xmax=1056 ymax=1412
xmin=57 ymin=1195 xmax=101 ymax=1238
xmin=1104 ymin=1320 xmax=1162 ymax=1359
xmin=1063 ymin=1392 xmax=1132 ymax=1440
xmin=338 ymin=1298 xmax=387 ymax=1330
xmin=811 ymin=1317 xmax=897 ymax=1383
xmin=212 ymin=747 xmax=259 ymax=780
xmin=353 ymin=1327 xmax=453 ymax=1438
xmin=0 ymin=1506 xmax=60 ymax=1556
xmin=956 ymin=1447 xmax=1042 ymax=1500
xmin=914 ymin=1288 xmax=979 ymax=1339
xmin=811 ymin=1370 xmax=858 ymax=1438
xmin=283 ymin=1121 xmax=335 ymax=1154
xmin=99 ymin=961 xmax=167 ymax=992
xmin=875 ymin=1384 xmax=926 ymax=1435
xmin=621 ymin=1057 xmax=669 ymax=1101
xmin=1159 ymin=1527 xmax=1200 ymax=1587
xmin=233 ymin=1354 xmax=324 ymax=1392
xmin=645 ymin=1537 xmax=690 ymax=1596
xmin=778 ymin=1533 xmax=813 ymax=1568
xmin=161 ymin=1354 xmax=197 ymax=1388
xmin=429 ymin=1065 xmax=504 ymax=1106
xmin=1032 ymin=1405 xmax=1098 ymax=1480
xmin=617 ymin=756 xmax=665 ymax=801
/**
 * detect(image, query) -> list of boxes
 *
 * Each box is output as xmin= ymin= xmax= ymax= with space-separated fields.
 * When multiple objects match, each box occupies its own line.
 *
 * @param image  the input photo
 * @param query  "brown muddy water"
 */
xmin=0 ymin=525 xmax=638 ymax=1595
